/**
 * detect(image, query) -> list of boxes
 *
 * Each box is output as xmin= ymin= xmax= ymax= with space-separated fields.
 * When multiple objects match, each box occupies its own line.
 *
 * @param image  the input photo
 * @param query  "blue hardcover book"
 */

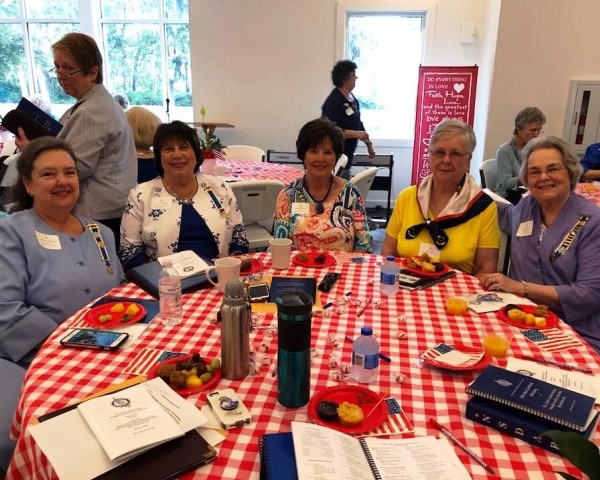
xmin=466 ymin=396 xmax=600 ymax=455
xmin=466 ymin=365 xmax=596 ymax=431
xmin=16 ymin=97 xmax=62 ymax=136
xmin=259 ymin=432 xmax=298 ymax=480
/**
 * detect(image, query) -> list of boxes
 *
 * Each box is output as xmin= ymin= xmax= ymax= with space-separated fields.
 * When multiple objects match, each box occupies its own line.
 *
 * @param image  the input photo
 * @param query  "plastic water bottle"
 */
xmin=159 ymin=260 xmax=182 ymax=325
xmin=351 ymin=326 xmax=379 ymax=384
xmin=380 ymin=255 xmax=399 ymax=295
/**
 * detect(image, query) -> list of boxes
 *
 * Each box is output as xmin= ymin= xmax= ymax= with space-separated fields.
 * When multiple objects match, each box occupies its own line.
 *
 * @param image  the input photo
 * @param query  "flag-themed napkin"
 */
xmin=421 ymin=343 xmax=484 ymax=368
xmin=521 ymin=328 xmax=586 ymax=353
xmin=123 ymin=348 xmax=188 ymax=376
xmin=354 ymin=398 xmax=414 ymax=438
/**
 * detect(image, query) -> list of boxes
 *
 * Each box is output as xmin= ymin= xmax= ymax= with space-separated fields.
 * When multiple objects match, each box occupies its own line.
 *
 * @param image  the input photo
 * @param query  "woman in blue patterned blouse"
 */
xmin=119 ymin=121 xmax=248 ymax=269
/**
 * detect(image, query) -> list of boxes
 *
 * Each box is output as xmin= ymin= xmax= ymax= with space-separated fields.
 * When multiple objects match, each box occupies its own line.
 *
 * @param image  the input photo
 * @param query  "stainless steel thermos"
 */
xmin=220 ymin=279 xmax=252 ymax=379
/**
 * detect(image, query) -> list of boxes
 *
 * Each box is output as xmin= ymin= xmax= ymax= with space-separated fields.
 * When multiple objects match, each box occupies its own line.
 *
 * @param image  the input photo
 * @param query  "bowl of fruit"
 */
xmin=147 ymin=352 xmax=222 ymax=395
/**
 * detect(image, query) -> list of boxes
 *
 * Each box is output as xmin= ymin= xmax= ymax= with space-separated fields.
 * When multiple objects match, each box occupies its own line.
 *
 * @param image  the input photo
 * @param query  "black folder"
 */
xmin=126 ymin=258 xmax=217 ymax=299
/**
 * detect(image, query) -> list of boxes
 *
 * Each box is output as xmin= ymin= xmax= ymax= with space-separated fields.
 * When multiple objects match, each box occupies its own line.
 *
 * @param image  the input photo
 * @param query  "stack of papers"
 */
xmin=158 ymin=251 xmax=210 ymax=279
xmin=30 ymin=378 xmax=209 ymax=479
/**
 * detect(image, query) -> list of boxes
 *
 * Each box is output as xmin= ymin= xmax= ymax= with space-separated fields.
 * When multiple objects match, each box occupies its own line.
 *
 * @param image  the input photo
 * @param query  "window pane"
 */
xmin=0 ymin=23 xmax=25 ymax=102
xmin=0 ymin=0 xmax=22 ymax=19
xmin=164 ymin=0 xmax=188 ymax=21
xmin=29 ymin=23 xmax=78 ymax=106
xmin=103 ymin=23 xmax=163 ymax=105
xmin=347 ymin=13 xmax=424 ymax=139
xmin=25 ymin=0 xmax=78 ymax=19
xmin=101 ymin=0 xmax=158 ymax=20
xmin=166 ymin=24 xmax=191 ymax=106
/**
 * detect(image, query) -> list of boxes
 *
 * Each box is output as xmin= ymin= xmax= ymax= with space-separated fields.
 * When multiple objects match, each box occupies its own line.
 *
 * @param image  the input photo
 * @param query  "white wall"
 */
xmin=484 ymin=0 xmax=600 ymax=160
xmin=189 ymin=0 xmax=500 ymax=207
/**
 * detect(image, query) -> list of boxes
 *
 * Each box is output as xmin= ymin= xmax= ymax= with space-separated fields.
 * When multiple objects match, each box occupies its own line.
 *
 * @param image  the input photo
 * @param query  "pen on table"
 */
xmin=518 ymin=355 xmax=593 ymax=374
xmin=323 ymin=291 xmax=352 ymax=310
xmin=429 ymin=418 xmax=495 ymax=475
xmin=344 ymin=335 xmax=392 ymax=363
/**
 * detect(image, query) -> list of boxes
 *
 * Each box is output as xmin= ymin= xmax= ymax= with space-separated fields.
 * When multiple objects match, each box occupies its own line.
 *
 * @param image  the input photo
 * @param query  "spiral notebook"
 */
xmin=260 ymin=422 xmax=470 ymax=480
xmin=466 ymin=365 xmax=597 ymax=431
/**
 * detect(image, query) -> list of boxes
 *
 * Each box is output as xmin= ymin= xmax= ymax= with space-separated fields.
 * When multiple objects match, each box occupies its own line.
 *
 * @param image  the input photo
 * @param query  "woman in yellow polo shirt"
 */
xmin=381 ymin=120 xmax=499 ymax=276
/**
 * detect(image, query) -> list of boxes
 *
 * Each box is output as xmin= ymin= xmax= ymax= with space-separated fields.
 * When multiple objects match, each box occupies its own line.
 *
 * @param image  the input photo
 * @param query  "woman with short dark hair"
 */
xmin=321 ymin=60 xmax=375 ymax=178
xmin=481 ymin=135 xmax=600 ymax=353
xmin=273 ymin=118 xmax=371 ymax=252
xmin=120 ymin=121 xmax=248 ymax=268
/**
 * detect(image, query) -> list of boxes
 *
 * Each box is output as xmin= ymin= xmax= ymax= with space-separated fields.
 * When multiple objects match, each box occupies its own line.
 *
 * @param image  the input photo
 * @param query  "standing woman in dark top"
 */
xmin=321 ymin=60 xmax=375 ymax=179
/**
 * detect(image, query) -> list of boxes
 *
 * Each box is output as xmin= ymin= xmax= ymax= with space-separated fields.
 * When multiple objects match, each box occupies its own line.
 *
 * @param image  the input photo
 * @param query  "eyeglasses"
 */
xmin=49 ymin=66 xmax=85 ymax=77
xmin=430 ymin=150 xmax=469 ymax=161
xmin=526 ymin=164 xmax=566 ymax=179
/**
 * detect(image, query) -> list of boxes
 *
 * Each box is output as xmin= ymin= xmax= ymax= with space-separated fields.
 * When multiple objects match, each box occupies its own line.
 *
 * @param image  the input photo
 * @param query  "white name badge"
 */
xmin=36 ymin=231 xmax=61 ymax=250
xmin=345 ymin=106 xmax=354 ymax=116
xmin=151 ymin=197 xmax=173 ymax=209
xmin=516 ymin=220 xmax=533 ymax=237
xmin=418 ymin=242 xmax=441 ymax=259
xmin=291 ymin=202 xmax=311 ymax=216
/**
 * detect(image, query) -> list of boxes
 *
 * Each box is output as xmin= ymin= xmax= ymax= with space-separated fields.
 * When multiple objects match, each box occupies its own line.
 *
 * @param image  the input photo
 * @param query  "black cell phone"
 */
xmin=60 ymin=328 xmax=129 ymax=351
xmin=247 ymin=283 xmax=270 ymax=302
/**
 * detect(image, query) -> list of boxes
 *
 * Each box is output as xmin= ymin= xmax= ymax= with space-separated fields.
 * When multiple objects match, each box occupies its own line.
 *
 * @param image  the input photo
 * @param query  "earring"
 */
xmin=27 ymin=191 xmax=33 ymax=197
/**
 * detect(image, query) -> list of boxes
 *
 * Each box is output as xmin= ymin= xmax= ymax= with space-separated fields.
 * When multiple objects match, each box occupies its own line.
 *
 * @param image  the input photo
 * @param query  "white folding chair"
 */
xmin=333 ymin=154 xmax=348 ymax=176
xmin=223 ymin=145 xmax=265 ymax=162
xmin=229 ymin=179 xmax=285 ymax=250
xmin=479 ymin=158 xmax=497 ymax=190
xmin=349 ymin=167 xmax=378 ymax=203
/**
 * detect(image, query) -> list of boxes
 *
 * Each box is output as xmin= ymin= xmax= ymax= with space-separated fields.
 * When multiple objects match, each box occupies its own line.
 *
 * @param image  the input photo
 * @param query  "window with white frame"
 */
xmin=336 ymin=1 xmax=435 ymax=142
xmin=0 ymin=0 xmax=190 ymax=120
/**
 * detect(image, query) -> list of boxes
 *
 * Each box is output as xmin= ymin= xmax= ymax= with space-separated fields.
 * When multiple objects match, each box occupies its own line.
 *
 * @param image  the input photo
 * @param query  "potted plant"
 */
xmin=544 ymin=430 xmax=600 ymax=480
xmin=198 ymin=105 xmax=224 ymax=159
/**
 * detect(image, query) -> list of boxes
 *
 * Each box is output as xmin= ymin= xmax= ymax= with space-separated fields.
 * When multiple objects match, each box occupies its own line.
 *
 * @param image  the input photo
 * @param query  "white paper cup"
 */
xmin=206 ymin=257 xmax=241 ymax=292
xmin=269 ymin=238 xmax=292 ymax=270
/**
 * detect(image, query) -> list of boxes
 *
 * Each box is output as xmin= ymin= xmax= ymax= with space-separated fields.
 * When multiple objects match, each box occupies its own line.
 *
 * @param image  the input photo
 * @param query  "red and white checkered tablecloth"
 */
xmin=575 ymin=182 xmax=600 ymax=207
xmin=8 ymin=253 xmax=599 ymax=480
xmin=218 ymin=160 xmax=303 ymax=185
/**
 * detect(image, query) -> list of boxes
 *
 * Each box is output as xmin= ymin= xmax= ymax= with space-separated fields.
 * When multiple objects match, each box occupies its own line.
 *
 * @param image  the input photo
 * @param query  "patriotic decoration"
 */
xmin=123 ymin=348 xmax=187 ymax=376
xmin=354 ymin=398 xmax=414 ymax=437
xmin=521 ymin=328 xmax=586 ymax=353
xmin=421 ymin=343 xmax=484 ymax=368
xmin=213 ymin=149 xmax=224 ymax=161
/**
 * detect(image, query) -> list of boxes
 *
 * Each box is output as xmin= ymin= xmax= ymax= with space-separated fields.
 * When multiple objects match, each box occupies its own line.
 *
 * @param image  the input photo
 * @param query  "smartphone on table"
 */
xmin=60 ymin=328 xmax=129 ymax=351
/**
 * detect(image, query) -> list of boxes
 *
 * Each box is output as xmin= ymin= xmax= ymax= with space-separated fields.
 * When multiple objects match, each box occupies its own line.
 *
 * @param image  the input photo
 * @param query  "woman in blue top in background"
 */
xmin=0 ymin=137 xmax=122 ymax=470
xmin=120 ymin=121 xmax=248 ymax=269
xmin=321 ymin=60 xmax=375 ymax=178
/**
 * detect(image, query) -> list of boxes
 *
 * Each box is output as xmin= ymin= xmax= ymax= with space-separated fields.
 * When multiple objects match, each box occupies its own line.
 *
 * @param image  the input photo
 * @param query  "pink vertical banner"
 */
xmin=411 ymin=66 xmax=478 ymax=185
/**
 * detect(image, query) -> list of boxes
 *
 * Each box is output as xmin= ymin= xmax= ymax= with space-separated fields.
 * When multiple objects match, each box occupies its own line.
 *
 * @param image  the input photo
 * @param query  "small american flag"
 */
xmin=123 ymin=348 xmax=187 ymax=376
xmin=522 ymin=328 xmax=586 ymax=353
xmin=421 ymin=343 xmax=483 ymax=368
xmin=354 ymin=398 xmax=414 ymax=438
xmin=213 ymin=149 xmax=224 ymax=161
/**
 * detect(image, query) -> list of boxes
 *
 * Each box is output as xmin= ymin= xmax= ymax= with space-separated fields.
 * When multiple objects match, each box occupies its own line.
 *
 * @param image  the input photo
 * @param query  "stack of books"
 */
xmin=465 ymin=364 xmax=599 ymax=454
